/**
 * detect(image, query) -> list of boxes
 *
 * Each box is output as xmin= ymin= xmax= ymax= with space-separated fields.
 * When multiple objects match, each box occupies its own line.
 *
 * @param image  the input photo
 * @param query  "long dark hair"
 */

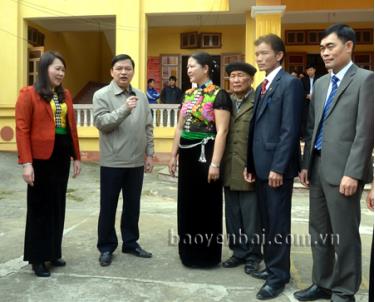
xmin=34 ymin=51 xmax=66 ymax=103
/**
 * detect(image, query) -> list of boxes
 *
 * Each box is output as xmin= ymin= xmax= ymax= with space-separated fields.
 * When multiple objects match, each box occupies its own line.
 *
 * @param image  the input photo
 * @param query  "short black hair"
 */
xmin=111 ymin=54 xmax=135 ymax=68
xmin=147 ymin=78 xmax=155 ymax=85
xmin=169 ymin=75 xmax=177 ymax=81
xmin=255 ymin=34 xmax=286 ymax=64
xmin=305 ymin=63 xmax=316 ymax=70
xmin=321 ymin=23 xmax=356 ymax=46
xmin=34 ymin=50 xmax=66 ymax=103
xmin=190 ymin=51 xmax=218 ymax=78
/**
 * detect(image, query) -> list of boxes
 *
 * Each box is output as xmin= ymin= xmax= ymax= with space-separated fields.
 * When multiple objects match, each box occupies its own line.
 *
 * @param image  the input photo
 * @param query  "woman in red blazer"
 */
xmin=15 ymin=51 xmax=81 ymax=277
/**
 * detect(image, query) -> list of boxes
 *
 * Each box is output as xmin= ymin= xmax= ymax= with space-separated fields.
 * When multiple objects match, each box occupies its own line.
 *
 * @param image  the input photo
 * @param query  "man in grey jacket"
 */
xmin=294 ymin=24 xmax=374 ymax=302
xmin=93 ymin=54 xmax=154 ymax=266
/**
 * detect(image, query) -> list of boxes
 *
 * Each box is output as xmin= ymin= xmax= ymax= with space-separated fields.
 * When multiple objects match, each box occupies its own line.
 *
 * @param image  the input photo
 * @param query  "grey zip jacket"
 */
xmin=93 ymin=80 xmax=154 ymax=168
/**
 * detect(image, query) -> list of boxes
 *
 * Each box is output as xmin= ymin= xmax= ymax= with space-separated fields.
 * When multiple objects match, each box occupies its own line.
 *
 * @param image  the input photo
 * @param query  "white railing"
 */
xmin=74 ymin=104 xmax=94 ymax=127
xmin=73 ymin=104 xmax=180 ymax=128
xmin=149 ymin=104 xmax=180 ymax=128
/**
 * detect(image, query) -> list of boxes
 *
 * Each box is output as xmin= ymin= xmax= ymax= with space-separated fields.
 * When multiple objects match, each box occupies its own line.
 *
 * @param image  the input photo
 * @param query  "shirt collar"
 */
xmin=332 ymin=61 xmax=353 ymax=83
xmin=199 ymin=80 xmax=213 ymax=89
xmin=265 ymin=66 xmax=282 ymax=86
xmin=110 ymin=80 xmax=133 ymax=95
xmin=232 ymin=88 xmax=253 ymax=101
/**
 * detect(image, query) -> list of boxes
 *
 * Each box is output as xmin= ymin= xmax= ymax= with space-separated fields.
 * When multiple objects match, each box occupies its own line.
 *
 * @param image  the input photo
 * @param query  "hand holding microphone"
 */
xmin=126 ymin=94 xmax=138 ymax=111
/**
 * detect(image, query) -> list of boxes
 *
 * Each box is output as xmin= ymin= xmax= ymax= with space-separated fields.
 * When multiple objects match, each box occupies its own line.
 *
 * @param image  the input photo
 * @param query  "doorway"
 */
xmin=181 ymin=55 xmax=221 ymax=92
xmin=306 ymin=54 xmax=326 ymax=77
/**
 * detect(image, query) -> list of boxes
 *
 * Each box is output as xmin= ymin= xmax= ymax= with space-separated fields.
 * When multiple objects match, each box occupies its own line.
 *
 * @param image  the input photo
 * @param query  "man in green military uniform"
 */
xmin=222 ymin=62 xmax=262 ymax=275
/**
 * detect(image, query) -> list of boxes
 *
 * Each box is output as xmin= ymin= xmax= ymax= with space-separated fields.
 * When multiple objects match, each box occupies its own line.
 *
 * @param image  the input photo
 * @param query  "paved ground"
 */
xmin=0 ymin=152 xmax=372 ymax=302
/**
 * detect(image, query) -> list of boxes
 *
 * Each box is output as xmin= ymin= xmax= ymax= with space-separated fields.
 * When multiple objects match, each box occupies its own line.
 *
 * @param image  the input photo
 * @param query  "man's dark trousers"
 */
xmin=97 ymin=166 xmax=144 ymax=253
xmin=256 ymin=178 xmax=293 ymax=287
xmin=247 ymin=69 xmax=303 ymax=288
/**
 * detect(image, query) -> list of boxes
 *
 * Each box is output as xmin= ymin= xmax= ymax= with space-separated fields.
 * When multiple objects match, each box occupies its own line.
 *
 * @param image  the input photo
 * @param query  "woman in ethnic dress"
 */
xmin=15 ymin=51 xmax=81 ymax=277
xmin=168 ymin=52 xmax=231 ymax=267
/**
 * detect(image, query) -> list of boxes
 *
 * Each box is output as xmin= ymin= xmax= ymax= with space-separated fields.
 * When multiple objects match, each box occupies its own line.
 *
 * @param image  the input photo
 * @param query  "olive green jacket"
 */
xmin=222 ymin=89 xmax=255 ymax=191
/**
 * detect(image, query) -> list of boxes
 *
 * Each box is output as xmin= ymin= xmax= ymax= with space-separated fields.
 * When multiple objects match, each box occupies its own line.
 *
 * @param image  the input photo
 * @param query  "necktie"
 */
xmin=261 ymin=79 xmax=268 ymax=95
xmin=314 ymin=75 xmax=339 ymax=150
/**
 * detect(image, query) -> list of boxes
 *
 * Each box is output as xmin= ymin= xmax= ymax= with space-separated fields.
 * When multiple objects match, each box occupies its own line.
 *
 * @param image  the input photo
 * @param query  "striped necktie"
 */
xmin=314 ymin=75 xmax=339 ymax=150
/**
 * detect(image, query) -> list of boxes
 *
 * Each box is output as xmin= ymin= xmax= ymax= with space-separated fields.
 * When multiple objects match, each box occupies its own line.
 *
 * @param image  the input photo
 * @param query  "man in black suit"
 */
xmin=244 ymin=34 xmax=304 ymax=300
xmin=300 ymin=64 xmax=319 ymax=140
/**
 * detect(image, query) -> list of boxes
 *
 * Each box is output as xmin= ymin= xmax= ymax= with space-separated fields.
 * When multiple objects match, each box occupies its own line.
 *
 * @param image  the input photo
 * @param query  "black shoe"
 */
xmin=122 ymin=246 xmax=152 ymax=258
xmin=256 ymin=283 xmax=285 ymax=300
xmin=99 ymin=251 xmax=112 ymax=266
xmin=244 ymin=259 xmax=259 ymax=274
xmin=51 ymin=258 xmax=66 ymax=267
xmin=251 ymin=269 xmax=269 ymax=280
xmin=32 ymin=263 xmax=50 ymax=277
xmin=293 ymin=284 xmax=331 ymax=301
xmin=222 ymin=256 xmax=245 ymax=268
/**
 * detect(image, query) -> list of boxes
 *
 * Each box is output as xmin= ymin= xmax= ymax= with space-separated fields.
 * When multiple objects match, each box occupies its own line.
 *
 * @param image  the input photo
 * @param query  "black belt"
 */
xmin=313 ymin=148 xmax=321 ymax=156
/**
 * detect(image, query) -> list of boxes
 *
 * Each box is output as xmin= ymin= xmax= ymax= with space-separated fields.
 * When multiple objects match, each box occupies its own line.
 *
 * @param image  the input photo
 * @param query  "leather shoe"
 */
xmin=222 ymin=256 xmax=245 ymax=268
xmin=99 ymin=251 xmax=112 ymax=266
xmin=32 ymin=263 xmax=50 ymax=277
xmin=256 ymin=283 xmax=285 ymax=300
xmin=122 ymin=246 xmax=152 ymax=258
xmin=51 ymin=258 xmax=66 ymax=267
xmin=244 ymin=259 xmax=259 ymax=274
xmin=251 ymin=269 xmax=269 ymax=280
xmin=293 ymin=284 xmax=331 ymax=301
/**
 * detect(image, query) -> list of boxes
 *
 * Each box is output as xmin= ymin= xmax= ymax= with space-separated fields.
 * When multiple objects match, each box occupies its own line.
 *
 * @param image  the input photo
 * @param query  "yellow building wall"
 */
xmin=15 ymin=0 xmax=146 ymax=90
xmin=0 ymin=1 xmax=21 ymax=149
xmin=256 ymin=0 xmax=281 ymax=5
xmin=153 ymin=128 xmax=176 ymax=153
xmin=0 ymin=0 xmax=18 ymax=106
xmin=29 ymin=22 xmax=113 ymax=97
xmin=18 ymin=0 xmax=118 ymax=18
xmin=100 ymin=40 xmax=114 ymax=83
xmin=144 ymin=0 xmax=229 ymax=13
xmin=0 ymin=0 xmax=235 ymax=154
xmin=282 ymin=0 xmax=373 ymax=11
xmin=0 ymin=0 xmax=373 ymax=155
xmin=148 ymin=25 xmax=245 ymax=56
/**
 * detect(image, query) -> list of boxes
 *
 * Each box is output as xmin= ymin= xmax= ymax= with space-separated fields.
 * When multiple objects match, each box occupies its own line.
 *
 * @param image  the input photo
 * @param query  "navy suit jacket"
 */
xmin=246 ymin=69 xmax=304 ymax=180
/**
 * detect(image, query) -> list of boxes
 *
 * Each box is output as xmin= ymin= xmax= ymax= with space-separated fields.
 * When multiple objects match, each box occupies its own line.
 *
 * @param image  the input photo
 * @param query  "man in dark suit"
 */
xmin=294 ymin=24 xmax=374 ymax=302
xmin=244 ymin=34 xmax=304 ymax=300
xmin=300 ymin=64 xmax=319 ymax=140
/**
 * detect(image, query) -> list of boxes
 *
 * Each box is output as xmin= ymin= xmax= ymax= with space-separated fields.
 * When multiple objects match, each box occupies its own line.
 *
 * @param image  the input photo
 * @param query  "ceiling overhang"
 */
xmin=27 ymin=8 xmax=373 ymax=31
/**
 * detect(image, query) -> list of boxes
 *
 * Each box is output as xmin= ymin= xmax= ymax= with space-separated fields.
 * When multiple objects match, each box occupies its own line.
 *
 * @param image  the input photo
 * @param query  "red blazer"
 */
xmin=15 ymin=86 xmax=81 ymax=164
